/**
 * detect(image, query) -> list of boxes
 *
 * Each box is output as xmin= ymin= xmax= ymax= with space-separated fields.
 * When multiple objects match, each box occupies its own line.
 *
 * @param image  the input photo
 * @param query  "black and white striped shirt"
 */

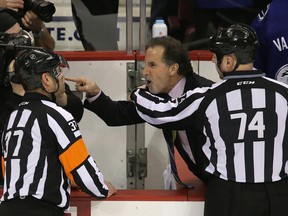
xmin=1 ymin=92 xmax=108 ymax=210
xmin=131 ymin=70 xmax=288 ymax=183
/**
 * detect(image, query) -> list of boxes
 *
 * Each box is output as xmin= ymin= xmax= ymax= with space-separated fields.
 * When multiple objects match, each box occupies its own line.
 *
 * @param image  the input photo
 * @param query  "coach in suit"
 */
xmin=67 ymin=36 xmax=214 ymax=186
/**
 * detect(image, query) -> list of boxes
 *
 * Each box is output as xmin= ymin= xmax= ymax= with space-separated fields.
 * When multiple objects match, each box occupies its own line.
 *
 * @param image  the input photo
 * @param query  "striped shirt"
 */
xmin=0 ymin=92 xmax=108 ymax=210
xmin=131 ymin=70 xmax=288 ymax=183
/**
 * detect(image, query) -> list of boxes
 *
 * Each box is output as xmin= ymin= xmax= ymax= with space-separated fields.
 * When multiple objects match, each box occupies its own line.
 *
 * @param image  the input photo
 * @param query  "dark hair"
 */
xmin=146 ymin=36 xmax=193 ymax=76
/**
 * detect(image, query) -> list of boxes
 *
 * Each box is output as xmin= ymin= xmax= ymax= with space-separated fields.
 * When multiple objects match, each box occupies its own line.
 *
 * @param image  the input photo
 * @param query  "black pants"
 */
xmin=0 ymin=196 xmax=64 ymax=216
xmin=204 ymin=177 xmax=288 ymax=216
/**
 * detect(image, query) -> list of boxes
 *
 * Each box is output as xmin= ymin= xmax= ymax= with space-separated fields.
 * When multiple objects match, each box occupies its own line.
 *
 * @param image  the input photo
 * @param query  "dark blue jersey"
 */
xmin=251 ymin=0 xmax=288 ymax=84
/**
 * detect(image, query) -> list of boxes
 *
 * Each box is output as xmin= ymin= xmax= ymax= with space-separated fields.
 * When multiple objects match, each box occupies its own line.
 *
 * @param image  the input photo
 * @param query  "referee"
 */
xmin=130 ymin=23 xmax=288 ymax=216
xmin=0 ymin=49 xmax=116 ymax=216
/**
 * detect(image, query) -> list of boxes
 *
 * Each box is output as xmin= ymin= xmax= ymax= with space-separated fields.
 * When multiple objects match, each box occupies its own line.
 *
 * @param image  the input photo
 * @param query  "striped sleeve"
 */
xmin=46 ymin=104 xmax=109 ymax=198
xmin=59 ymin=138 xmax=108 ymax=198
xmin=130 ymin=87 xmax=209 ymax=127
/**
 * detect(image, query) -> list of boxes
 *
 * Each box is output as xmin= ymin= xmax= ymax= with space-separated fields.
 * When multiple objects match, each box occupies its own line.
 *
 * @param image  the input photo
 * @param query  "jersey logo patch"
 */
xmin=276 ymin=64 xmax=288 ymax=84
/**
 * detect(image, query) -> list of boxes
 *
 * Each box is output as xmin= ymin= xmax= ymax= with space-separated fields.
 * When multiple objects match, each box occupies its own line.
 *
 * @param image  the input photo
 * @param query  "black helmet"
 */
xmin=14 ymin=48 xmax=69 ymax=90
xmin=209 ymin=23 xmax=258 ymax=64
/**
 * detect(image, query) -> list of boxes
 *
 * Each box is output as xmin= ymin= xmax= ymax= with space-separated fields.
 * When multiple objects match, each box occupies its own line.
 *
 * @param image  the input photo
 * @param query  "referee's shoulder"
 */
xmin=41 ymin=100 xmax=74 ymax=121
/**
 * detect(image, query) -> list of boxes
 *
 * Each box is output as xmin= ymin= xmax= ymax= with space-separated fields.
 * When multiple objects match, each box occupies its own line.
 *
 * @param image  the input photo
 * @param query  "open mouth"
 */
xmin=145 ymin=78 xmax=151 ymax=85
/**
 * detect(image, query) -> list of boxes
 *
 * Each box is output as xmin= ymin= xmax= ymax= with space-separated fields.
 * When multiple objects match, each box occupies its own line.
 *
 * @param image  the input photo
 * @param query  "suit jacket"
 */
xmin=84 ymin=73 xmax=214 ymax=183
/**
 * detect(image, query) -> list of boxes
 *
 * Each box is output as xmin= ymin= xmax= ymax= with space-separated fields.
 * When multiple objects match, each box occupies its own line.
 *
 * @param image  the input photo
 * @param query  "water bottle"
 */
xmin=152 ymin=19 xmax=168 ymax=38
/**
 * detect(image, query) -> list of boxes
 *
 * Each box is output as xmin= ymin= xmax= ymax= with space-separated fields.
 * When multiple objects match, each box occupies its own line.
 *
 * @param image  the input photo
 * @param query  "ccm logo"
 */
xmin=237 ymin=81 xmax=255 ymax=85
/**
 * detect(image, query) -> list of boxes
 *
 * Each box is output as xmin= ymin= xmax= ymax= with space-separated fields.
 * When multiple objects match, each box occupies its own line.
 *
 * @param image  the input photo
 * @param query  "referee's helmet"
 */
xmin=14 ymin=48 xmax=69 ymax=90
xmin=209 ymin=23 xmax=258 ymax=64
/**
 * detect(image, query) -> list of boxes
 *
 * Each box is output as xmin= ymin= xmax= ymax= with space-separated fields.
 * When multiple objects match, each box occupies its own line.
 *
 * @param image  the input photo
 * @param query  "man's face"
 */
xmin=142 ymin=45 xmax=173 ymax=94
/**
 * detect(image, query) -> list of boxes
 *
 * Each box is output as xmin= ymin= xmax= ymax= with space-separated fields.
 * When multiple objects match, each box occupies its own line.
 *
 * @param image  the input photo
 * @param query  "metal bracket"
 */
xmin=127 ymin=62 xmax=145 ymax=93
xmin=126 ymin=147 xmax=147 ymax=189
xmin=126 ymin=61 xmax=147 ymax=189
xmin=137 ymin=147 xmax=147 ymax=180
xmin=127 ymin=149 xmax=135 ymax=178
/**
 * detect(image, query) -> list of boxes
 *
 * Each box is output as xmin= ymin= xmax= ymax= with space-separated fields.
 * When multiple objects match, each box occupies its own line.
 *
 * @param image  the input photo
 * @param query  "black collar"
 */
xmin=23 ymin=92 xmax=52 ymax=102
xmin=223 ymin=70 xmax=265 ymax=80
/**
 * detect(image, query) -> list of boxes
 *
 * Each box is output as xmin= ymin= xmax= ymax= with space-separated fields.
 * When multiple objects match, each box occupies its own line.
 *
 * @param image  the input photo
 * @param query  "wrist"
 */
xmin=86 ymin=87 xmax=100 ymax=98
xmin=86 ymin=90 xmax=101 ymax=101
xmin=33 ymin=27 xmax=45 ymax=38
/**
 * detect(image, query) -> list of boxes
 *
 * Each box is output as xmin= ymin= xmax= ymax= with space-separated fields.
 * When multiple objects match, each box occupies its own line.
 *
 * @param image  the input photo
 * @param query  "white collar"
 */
xmin=168 ymin=77 xmax=186 ymax=98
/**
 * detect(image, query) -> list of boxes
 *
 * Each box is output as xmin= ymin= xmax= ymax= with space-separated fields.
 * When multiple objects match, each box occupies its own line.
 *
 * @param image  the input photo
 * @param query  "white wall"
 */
xmin=90 ymin=201 xmax=204 ymax=216
xmin=67 ymin=200 xmax=204 ymax=216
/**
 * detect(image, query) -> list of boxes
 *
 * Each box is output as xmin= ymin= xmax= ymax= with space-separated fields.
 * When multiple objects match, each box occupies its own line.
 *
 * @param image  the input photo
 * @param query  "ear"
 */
xmin=169 ymin=63 xmax=179 ymax=76
xmin=222 ymin=55 xmax=237 ymax=72
xmin=41 ymin=73 xmax=51 ymax=88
